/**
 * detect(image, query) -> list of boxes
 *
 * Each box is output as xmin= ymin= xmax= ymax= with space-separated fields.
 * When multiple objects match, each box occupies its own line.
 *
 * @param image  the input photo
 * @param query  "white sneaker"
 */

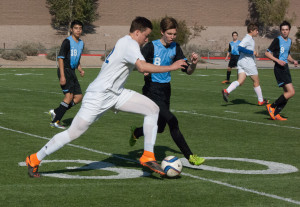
xmin=49 ymin=109 xmax=56 ymax=121
xmin=50 ymin=121 xmax=66 ymax=130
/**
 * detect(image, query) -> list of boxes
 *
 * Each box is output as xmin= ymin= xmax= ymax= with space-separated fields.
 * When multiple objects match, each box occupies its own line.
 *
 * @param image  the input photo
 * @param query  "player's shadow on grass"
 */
xmin=101 ymin=146 xmax=181 ymax=178
xmin=222 ymin=99 xmax=256 ymax=106
xmin=61 ymin=118 xmax=74 ymax=126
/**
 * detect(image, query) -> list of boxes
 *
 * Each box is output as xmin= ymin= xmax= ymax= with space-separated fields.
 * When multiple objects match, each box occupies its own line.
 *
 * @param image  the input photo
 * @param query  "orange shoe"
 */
xmin=25 ymin=153 xmax=41 ymax=178
xmin=258 ymin=99 xmax=269 ymax=106
xmin=274 ymin=114 xmax=287 ymax=121
xmin=140 ymin=151 xmax=165 ymax=176
xmin=222 ymin=89 xmax=229 ymax=102
xmin=266 ymin=104 xmax=275 ymax=120
xmin=221 ymin=80 xmax=230 ymax=84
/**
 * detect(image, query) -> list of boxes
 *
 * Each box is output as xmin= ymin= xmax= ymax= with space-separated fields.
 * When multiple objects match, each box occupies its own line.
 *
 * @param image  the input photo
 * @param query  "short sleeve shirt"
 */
xmin=238 ymin=34 xmax=256 ymax=68
xmin=58 ymin=36 xmax=84 ymax=70
xmin=267 ymin=36 xmax=291 ymax=63
xmin=86 ymin=35 xmax=145 ymax=94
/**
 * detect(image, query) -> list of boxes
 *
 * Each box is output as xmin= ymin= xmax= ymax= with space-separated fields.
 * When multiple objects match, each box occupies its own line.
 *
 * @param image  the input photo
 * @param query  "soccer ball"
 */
xmin=161 ymin=156 xmax=183 ymax=177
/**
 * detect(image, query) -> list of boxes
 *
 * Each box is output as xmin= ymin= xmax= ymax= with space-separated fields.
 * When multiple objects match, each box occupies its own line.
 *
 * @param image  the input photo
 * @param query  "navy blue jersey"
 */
xmin=141 ymin=40 xmax=187 ymax=83
xmin=58 ymin=36 xmax=84 ymax=69
xmin=228 ymin=40 xmax=241 ymax=55
xmin=267 ymin=36 xmax=291 ymax=63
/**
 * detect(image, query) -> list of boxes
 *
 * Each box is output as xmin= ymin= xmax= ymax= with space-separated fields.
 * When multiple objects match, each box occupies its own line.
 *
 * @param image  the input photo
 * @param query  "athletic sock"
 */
xmin=226 ymin=71 xmax=231 ymax=81
xmin=53 ymin=101 xmax=69 ymax=123
xmin=226 ymin=81 xmax=240 ymax=93
xmin=274 ymin=96 xmax=288 ymax=116
xmin=67 ymin=100 xmax=76 ymax=110
xmin=271 ymin=94 xmax=287 ymax=108
xmin=134 ymin=127 xmax=144 ymax=138
xmin=254 ymin=85 xmax=263 ymax=102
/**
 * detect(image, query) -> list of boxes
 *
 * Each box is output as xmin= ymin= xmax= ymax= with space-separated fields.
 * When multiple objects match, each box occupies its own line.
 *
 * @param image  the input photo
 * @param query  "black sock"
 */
xmin=53 ymin=101 xmax=69 ymax=123
xmin=226 ymin=71 xmax=231 ymax=81
xmin=67 ymin=100 xmax=76 ymax=110
xmin=271 ymin=95 xmax=287 ymax=108
xmin=134 ymin=127 xmax=144 ymax=138
xmin=274 ymin=99 xmax=288 ymax=116
xmin=168 ymin=116 xmax=193 ymax=160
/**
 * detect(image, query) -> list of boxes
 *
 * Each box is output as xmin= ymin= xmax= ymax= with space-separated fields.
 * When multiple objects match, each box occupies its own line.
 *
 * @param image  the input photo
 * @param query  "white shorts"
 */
xmin=237 ymin=64 xmax=258 ymax=76
xmin=76 ymin=89 xmax=135 ymax=124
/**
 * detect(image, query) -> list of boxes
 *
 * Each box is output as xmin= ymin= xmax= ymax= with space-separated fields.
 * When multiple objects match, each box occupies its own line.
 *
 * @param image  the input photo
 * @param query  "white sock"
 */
xmin=36 ymin=131 xmax=71 ymax=160
xmin=143 ymin=113 xmax=158 ymax=153
xmin=254 ymin=85 xmax=263 ymax=102
xmin=227 ymin=81 xmax=240 ymax=93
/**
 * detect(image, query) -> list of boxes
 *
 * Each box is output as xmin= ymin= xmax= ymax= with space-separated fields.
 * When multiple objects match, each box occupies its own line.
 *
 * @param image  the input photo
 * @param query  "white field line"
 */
xmin=172 ymin=110 xmax=300 ymax=130
xmin=1 ymin=125 xmax=299 ymax=205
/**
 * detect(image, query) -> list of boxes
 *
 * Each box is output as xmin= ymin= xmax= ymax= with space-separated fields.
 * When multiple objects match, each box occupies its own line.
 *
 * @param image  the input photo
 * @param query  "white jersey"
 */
xmin=237 ymin=34 xmax=256 ymax=69
xmin=86 ymin=35 xmax=145 ymax=94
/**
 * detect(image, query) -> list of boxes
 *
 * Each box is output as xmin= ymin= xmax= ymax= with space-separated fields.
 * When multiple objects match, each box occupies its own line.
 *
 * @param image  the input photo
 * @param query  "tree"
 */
xmin=46 ymin=0 xmax=99 ymax=35
xmin=246 ymin=0 xmax=296 ymax=36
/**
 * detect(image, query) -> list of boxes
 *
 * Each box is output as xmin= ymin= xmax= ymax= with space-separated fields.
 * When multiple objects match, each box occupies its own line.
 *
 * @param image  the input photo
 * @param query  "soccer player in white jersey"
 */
xmin=25 ymin=16 xmax=187 ymax=177
xmin=222 ymin=23 xmax=269 ymax=106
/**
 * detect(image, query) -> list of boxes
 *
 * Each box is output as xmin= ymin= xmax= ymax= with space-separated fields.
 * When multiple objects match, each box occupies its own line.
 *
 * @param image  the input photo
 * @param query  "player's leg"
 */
xmin=116 ymin=90 xmax=165 ymax=175
xmin=250 ymin=75 xmax=268 ymax=105
xmin=222 ymin=71 xmax=245 ymax=102
xmin=27 ymin=92 xmax=112 ymax=177
xmin=222 ymin=67 xmax=232 ymax=84
xmin=67 ymin=77 xmax=83 ymax=110
xmin=273 ymin=83 xmax=294 ymax=115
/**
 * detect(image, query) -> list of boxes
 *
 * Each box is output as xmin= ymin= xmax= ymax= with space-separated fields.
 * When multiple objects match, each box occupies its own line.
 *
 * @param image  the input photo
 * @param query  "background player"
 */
xmin=129 ymin=17 xmax=205 ymax=166
xmin=25 ymin=16 xmax=188 ymax=177
xmin=265 ymin=21 xmax=298 ymax=121
xmin=49 ymin=20 xmax=85 ymax=129
xmin=222 ymin=31 xmax=241 ymax=84
xmin=222 ymin=23 xmax=268 ymax=106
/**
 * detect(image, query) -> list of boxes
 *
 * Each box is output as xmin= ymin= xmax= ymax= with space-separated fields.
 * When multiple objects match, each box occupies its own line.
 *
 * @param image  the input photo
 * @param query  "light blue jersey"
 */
xmin=278 ymin=36 xmax=291 ymax=63
xmin=58 ymin=36 xmax=84 ymax=70
xmin=150 ymin=40 xmax=187 ymax=83
xmin=229 ymin=40 xmax=241 ymax=55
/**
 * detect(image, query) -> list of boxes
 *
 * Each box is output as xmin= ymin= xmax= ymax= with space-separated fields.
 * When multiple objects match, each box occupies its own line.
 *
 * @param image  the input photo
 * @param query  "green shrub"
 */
xmin=16 ymin=42 xmax=46 ymax=56
xmin=46 ymin=46 xmax=60 ymax=61
xmin=1 ymin=50 xmax=27 ymax=61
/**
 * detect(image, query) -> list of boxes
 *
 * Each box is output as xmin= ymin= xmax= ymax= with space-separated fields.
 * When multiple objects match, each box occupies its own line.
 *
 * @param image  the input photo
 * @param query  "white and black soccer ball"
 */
xmin=161 ymin=156 xmax=183 ymax=177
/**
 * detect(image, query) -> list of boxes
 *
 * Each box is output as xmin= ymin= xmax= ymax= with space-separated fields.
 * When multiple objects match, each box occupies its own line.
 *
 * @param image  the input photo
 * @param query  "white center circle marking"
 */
xmin=181 ymin=157 xmax=298 ymax=174
xmin=19 ymin=160 xmax=150 ymax=179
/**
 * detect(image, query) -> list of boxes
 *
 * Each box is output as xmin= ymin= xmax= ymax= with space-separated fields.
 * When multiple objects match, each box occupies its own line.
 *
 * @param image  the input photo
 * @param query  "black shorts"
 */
xmin=228 ymin=55 xmax=239 ymax=68
xmin=142 ymin=82 xmax=173 ymax=131
xmin=274 ymin=63 xmax=292 ymax=87
xmin=57 ymin=68 xmax=82 ymax=95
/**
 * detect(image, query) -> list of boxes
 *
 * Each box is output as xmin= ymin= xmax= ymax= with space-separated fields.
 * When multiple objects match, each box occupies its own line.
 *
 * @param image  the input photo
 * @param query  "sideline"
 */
xmin=1 ymin=125 xmax=299 ymax=205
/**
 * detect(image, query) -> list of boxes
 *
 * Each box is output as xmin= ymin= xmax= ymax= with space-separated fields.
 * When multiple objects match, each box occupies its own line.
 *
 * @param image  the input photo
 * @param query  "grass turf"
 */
xmin=0 ymin=67 xmax=299 ymax=206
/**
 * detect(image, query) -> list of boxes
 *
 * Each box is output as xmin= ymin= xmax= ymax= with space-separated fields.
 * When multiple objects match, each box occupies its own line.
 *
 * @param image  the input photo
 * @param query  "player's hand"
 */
xmin=277 ymin=60 xmax=286 ymax=66
xmin=60 ymin=77 xmax=66 ymax=86
xmin=294 ymin=60 xmax=298 ymax=67
xmin=253 ymin=51 xmax=258 ymax=57
xmin=190 ymin=52 xmax=199 ymax=65
xmin=79 ymin=70 xmax=85 ymax=77
xmin=225 ymin=57 xmax=228 ymax=62
xmin=144 ymin=73 xmax=149 ymax=76
xmin=171 ymin=59 xmax=187 ymax=71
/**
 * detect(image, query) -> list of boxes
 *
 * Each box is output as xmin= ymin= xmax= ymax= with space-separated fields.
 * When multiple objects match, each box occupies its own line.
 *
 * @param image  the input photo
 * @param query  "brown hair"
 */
xmin=130 ymin=16 xmax=153 ymax=33
xmin=247 ymin=23 xmax=258 ymax=33
xmin=160 ymin=17 xmax=178 ymax=33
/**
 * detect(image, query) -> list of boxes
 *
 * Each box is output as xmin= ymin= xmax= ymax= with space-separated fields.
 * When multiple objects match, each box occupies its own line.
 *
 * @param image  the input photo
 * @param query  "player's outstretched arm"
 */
xmin=186 ymin=52 xmax=199 ymax=75
xmin=135 ymin=59 xmax=187 ymax=73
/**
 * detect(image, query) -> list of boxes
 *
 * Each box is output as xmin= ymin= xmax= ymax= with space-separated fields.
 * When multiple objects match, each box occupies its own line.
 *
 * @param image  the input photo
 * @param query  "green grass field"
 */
xmin=0 ymin=67 xmax=299 ymax=206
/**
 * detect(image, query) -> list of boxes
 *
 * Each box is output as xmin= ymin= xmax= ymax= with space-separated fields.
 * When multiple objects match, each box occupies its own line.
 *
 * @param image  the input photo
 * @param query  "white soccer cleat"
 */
xmin=50 ymin=121 xmax=66 ymax=130
xmin=48 ymin=109 xmax=56 ymax=121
